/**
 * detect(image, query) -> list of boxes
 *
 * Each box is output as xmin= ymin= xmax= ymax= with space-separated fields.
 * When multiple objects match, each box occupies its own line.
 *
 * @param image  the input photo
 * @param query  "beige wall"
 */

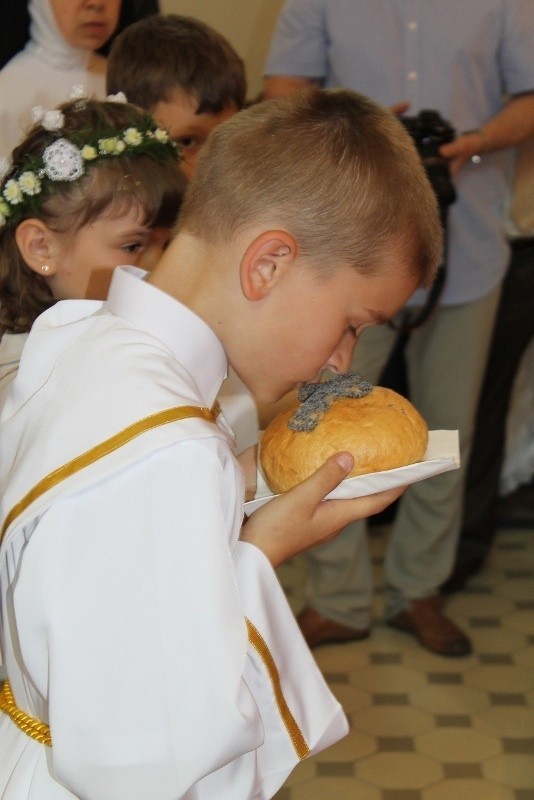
xmin=159 ymin=0 xmax=285 ymax=99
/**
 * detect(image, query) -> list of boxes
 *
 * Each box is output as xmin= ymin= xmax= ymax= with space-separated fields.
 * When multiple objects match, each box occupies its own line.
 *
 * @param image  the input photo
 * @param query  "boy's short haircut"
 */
xmin=179 ymin=88 xmax=442 ymax=287
xmin=106 ymin=14 xmax=247 ymax=114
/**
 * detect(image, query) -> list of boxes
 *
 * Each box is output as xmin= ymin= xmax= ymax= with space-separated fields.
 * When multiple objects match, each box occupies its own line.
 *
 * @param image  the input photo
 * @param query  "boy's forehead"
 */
xmin=152 ymin=89 xmax=237 ymax=142
xmin=319 ymin=251 xmax=419 ymax=312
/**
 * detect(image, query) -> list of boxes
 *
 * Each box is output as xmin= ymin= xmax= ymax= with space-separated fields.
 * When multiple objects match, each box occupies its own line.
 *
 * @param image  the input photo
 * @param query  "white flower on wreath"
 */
xmin=43 ymin=139 xmax=84 ymax=181
xmin=69 ymin=84 xmax=87 ymax=100
xmin=81 ymin=145 xmax=98 ymax=161
xmin=123 ymin=128 xmax=143 ymax=146
xmin=4 ymin=179 xmax=23 ymax=204
xmin=0 ymin=199 xmax=10 ymax=225
xmin=107 ymin=92 xmax=127 ymax=104
xmin=31 ymin=106 xmax=64 ymax=131
xmin=19 ymin=171 xmax=41 ymax=196
xmin=153 ymin=128 xmax=170 ymax=143
xmin=42 ymin=110 xmax=65 ymax=131
xmin=31 ymin=105 xmax=45 ymax=124
xmin=0 ymin=157 xmax=10 ymax=180
xmin=114 ymin=140 xmax=126 ymax=154
xmin=99 ymin=137 xmax=119 ymax=155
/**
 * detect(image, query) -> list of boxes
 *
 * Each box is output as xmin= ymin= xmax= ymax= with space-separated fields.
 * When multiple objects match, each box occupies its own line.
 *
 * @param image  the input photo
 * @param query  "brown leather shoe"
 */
xmin=297 ymin=607 xmax=370 ymax=648
xmin=387 ymin=596 xmax=472 ymax=657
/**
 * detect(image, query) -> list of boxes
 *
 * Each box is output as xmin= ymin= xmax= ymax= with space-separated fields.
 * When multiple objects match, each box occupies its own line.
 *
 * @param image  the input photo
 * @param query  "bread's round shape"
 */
xmin=260 ymin=386 xmax=428 ymax=493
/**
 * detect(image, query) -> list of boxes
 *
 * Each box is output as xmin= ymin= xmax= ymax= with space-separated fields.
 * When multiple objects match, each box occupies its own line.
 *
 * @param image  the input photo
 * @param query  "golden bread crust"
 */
xmin=260 ymin=386 xmax=428 ymax=493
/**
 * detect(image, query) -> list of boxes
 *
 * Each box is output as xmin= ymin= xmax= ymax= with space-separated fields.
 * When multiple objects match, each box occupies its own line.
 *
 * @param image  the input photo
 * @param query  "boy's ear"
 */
xmin=15 ymin=219 xmax=59 ymax=277
xmin=240 ymin=230 xmax=297 ymax=300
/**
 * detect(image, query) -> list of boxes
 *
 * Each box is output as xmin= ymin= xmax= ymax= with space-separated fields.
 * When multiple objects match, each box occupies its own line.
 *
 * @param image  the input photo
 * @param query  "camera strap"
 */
xmin=378 ymin=207 xmax=450 ymax=393
xmin=378 ymin=262 xmax=445 ymax=395
xmin=389 ymin=201 xmax=449 ymax=335
xmin=389 ymin=261 xmax=446 ymax=334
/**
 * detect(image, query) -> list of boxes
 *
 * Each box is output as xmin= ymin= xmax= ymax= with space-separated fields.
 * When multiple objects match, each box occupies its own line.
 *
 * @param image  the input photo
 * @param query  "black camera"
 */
xmin=401 ymin=109 xmax=457 ymax=217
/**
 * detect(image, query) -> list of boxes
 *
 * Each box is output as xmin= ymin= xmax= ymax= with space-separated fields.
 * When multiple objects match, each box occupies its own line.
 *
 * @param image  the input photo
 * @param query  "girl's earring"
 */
xmin=41 ymin=264 xmax=50 ymax=273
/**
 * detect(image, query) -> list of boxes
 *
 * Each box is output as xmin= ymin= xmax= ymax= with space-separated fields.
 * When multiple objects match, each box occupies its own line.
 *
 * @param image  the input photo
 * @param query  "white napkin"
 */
xmin=244 ymin=430 xmax=460 ymax=515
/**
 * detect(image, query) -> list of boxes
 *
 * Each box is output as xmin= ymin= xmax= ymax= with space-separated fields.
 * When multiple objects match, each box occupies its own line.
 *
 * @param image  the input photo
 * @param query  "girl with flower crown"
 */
xmin=0 ymin=95 xmax=185 ymax=407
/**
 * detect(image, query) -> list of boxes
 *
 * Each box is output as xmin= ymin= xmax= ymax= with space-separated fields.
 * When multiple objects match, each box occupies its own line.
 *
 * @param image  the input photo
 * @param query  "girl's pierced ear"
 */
xmin=40 ymin=264 xmax=50 ymax=273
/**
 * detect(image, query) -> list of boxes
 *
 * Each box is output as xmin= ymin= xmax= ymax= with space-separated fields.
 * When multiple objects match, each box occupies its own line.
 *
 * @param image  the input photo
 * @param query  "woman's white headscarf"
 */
xmin=26 ymin=0 xmax=90 ymax=70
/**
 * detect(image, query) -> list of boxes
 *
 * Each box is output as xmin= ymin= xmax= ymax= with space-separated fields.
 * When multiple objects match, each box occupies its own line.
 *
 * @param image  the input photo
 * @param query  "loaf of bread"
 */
xmin=260 ymin=378 xmax=428 ymax=493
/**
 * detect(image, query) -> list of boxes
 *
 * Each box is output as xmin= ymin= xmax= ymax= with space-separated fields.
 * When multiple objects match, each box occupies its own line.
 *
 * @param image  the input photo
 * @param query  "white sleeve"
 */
xmin=16 ymin=439 xmax=260 ymax=800
xmin=234 ymin=542 xmax=349 ymax=792
xmin=14 ymin=438 xmax=346 ymax=800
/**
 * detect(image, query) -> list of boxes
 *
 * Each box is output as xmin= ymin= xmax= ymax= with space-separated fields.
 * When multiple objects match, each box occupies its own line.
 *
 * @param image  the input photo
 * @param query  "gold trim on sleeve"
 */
xmin=1 ymin=618 xmax=312 ymax=758
xmin=0 ymin=680 xmax=52 ymax=746
xmin=246 ymin=618 xmax=310 ymax=759
xmin=1 ymin=404 xmax=217 ymax=544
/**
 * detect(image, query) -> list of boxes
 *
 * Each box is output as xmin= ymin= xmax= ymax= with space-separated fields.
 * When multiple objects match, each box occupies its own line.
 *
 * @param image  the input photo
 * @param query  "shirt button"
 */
xmin=408 ymin=21 xmax=418 ymax=30
xmin=408 ymin=71 xmax=418 ymax=80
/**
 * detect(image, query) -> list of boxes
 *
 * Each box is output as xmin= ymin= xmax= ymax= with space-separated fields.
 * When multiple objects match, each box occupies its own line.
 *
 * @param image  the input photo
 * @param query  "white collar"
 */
xmin=106 ymin=267 xmax=229 ymax=409
xmin=26 ymin=0 xmax=90 ymax=71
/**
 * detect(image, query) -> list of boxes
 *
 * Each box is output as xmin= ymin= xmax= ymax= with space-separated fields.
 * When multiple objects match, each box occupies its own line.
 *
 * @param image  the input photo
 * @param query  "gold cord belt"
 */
xmin=0 ymin=401 xmax=309 ymax=759
xmin=0 ymin=680 xmax=52 ymax=746
xmin=0 ymin=405 xmax=219 ymax=748
xmin=0 ymin=620 xmax=309 ymax=757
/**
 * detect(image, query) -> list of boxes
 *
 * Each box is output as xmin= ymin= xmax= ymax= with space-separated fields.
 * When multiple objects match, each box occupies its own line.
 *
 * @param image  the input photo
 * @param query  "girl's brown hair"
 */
xmin=0 ymin=98 xmax=185 ymax=336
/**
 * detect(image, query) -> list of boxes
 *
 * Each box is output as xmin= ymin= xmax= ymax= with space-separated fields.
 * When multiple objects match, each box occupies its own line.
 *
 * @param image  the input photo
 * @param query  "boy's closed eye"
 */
xmin=351 ymin=310 xmax=390 ymax=341
xmin=347 ymin=321 xmax=379 ymax=340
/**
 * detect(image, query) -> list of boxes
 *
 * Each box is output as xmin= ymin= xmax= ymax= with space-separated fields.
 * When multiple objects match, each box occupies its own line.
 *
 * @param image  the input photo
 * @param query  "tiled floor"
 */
xmin=274 ymin=522 xmax=534 ymax=800
xmin=1 ymin=506 xmax=532 ymax=799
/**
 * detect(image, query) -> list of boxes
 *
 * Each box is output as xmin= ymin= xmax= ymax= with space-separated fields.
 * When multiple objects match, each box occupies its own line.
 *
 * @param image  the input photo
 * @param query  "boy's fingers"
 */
xmin=314 ymin=485 xmax=407 ymax=537
xmin=345 ymin=485 xmax=405 ymax=519
xmin=293 ymin=453 xmax=355 ymax=507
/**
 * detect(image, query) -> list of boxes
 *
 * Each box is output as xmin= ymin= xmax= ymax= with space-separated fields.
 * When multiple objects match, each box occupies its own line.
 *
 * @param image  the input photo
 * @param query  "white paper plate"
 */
xmin=244 ymin=430 xmax=460 ymax=515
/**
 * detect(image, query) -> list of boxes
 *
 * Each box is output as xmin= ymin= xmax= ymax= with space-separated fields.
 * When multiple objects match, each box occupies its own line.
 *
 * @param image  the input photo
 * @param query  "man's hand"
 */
xmin=390 ymin=101 xmax=410 ymax=116
xmin=439 ymin=130 xmax=488 ymax=175
xmin=241 ymin=453 xmax=405 ymax=567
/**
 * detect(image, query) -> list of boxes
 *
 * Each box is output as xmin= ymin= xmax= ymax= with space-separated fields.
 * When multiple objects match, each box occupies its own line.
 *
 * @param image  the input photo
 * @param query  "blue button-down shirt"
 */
xmin=265 ymin=0 xmax=534 ymax=305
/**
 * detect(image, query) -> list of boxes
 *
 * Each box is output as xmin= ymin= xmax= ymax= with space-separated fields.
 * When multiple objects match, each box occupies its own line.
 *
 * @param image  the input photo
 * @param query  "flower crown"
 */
xmin=0 ymin=93 xmax=179 ymax=229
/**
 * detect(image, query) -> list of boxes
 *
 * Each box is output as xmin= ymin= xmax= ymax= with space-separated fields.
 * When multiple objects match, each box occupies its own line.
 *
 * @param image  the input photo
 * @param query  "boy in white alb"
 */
xmin=0 ymin=89 xmax=441 ymax=799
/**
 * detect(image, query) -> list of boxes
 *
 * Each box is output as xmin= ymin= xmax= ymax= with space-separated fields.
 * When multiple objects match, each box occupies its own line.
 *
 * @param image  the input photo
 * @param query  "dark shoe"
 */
xmin=387 ymin=596 xmax=472 ymax=657
xmin=297 ymin=606 xmax=369 ymax=648
xmin=440 ymin=557 xmax=485 ymax=595
xmin=497 ymin=481 xmax=534 ymax=528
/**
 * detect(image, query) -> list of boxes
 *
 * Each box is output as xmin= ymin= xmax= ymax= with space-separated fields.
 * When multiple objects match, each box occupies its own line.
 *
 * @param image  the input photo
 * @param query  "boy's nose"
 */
xmin=324 ymin=333 xmax=356 ymax=375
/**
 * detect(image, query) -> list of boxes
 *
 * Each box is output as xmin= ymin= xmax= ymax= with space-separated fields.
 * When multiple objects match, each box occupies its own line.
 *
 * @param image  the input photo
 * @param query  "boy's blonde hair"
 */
xmin=0 ymin=98 xmax=185 ymax=336
xmin=180 ymin=88 xmax=442 ymax=284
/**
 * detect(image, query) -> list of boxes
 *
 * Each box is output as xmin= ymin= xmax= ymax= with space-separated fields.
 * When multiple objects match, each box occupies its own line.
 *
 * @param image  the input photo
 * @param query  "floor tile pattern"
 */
xmin=274 ymin=525 xmax=534 ymax=800
xmin=0 ymin=513 xmax=531 ymax=799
